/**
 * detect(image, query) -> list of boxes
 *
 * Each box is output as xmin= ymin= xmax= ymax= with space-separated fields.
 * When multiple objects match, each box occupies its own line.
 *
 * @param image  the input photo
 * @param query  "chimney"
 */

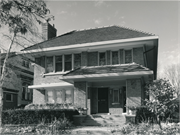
xmin=42 ymin=22 xmax=57 ymax=41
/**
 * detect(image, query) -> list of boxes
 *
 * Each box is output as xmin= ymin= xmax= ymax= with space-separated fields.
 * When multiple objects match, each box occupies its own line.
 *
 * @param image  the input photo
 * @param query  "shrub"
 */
xmin=25 ymin=103 xmax=75 ymax=110
xmin=2 ymin=109 xmax=79 ymax=125
xmin=135 ymin=106 xmax=156 ymax=124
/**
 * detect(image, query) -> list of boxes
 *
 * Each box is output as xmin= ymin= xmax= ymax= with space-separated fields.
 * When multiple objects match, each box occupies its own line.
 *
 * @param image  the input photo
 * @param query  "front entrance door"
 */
xmin=98 ymin=88 xmax=108 ymax=113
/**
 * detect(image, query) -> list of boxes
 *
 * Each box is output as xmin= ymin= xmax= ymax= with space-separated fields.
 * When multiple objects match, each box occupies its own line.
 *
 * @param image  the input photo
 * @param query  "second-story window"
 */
xmin=55 ymin=56 xmax=63 ymax=72
xmin=125 ymin=50 xmax=132 ymax=64
xmin=65 ymin=54 xmax=72 ymax=71
xmin=112 ymin=51 xmax=118 ymax=65
xmin=99 ymin=52 xmax=106 ymax=66
xmin=46 ymin=56 xmax=53 ymax=73
xmin=74 ymin=53 xmax=81 ymax=69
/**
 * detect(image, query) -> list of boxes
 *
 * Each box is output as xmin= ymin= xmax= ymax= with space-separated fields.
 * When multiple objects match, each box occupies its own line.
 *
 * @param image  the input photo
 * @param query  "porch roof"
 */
xmin=60 ymin=63 xmax=153 ymax=81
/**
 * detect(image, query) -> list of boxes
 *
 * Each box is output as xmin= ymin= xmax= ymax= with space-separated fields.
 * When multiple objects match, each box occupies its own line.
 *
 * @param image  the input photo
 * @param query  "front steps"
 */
xmin=80 ymin=114 xmax=126 ymax=126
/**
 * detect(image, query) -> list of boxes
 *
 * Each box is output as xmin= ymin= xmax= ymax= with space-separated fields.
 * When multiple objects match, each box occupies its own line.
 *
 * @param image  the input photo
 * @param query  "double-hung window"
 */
xmin=125 ymin=50 xmax=132 ymax=64
xmin=99 ymin=52 xmax=106 ymax=66
xmin=74 ymin=53 xmax=81 ymax=69
xmin=55 ymin=56 xmax=63 ymax=72
xmin=64 ymin=54 xmax=72 ymax=71
xmin=46 ymin=56 xmax=53 ymax=73
xmin=113 ymin=89 xmax=119 ymax=103
xmin=6 ymin=93 xmax=13 ymax=102
xmin=112 ymin=51 xmax=119 ymax=65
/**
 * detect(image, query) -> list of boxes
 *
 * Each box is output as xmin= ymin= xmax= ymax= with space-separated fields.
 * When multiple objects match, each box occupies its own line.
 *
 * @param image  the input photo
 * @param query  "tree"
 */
xmin=145 ymin=79 xmax=177 ymax=129
xmin=0 ymin=0 xmax=52 ymax=127
xmin=163 ymin=63 xmax=180 ymax=96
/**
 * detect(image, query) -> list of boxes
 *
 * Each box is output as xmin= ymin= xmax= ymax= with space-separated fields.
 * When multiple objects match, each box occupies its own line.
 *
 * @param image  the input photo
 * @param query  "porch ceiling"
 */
xmin=60 ymin=63 xmax=153 ymax=82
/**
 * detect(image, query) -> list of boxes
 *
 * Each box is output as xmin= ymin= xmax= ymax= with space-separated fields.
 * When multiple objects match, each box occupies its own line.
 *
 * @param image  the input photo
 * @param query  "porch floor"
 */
xmin=80 ymin=114 xmax=126 ymax=126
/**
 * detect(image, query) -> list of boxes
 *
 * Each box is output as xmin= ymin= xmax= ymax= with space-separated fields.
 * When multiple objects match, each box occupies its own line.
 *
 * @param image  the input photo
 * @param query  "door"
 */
xmin=122 ymin=87 xmax=126 ymax=113
xmin=98 ymin=88 xmax=108 ymax=113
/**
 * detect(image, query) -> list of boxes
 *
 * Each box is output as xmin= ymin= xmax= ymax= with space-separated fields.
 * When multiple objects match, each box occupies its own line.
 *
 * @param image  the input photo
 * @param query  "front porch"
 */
xmin=61 ymin=63 xmax=153 ymax=116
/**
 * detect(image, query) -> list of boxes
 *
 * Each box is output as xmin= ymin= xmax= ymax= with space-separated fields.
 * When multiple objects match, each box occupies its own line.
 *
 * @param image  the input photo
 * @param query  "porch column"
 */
xmin=74 ymin=82 xmax=87 ymax=110
xmin=126 ymin=79 xmax=142 ymax=112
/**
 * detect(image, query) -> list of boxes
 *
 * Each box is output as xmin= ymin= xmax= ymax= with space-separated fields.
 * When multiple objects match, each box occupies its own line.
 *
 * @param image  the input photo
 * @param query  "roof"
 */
xmin=22 ymin=25 xmax=155 ymax=51
xmin=0 ymin=52 xmax=17 ymax=60
xmin=63 ymin=63 xmax=151 ymax=77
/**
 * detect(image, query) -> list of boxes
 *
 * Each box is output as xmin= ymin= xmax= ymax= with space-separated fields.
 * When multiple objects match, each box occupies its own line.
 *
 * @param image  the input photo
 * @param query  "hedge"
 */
xmin=2 ymin=109 xmax=79 ymax=125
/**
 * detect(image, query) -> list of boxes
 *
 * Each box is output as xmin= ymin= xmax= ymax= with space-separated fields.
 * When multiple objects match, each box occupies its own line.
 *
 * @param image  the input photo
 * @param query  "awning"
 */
xmin=60 ymin=63 xmax=153 ymax=81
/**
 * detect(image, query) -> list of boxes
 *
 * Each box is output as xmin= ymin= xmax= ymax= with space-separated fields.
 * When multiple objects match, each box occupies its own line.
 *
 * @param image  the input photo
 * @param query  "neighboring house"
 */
xmin=0 ymin=52 xmax=33 ymax=110
xmin=22 ymin=23 xmax=158 ymax=115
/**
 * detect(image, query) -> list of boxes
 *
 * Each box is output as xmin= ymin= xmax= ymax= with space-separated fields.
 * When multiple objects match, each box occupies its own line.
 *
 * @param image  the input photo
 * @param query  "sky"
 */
xmin=0 ymin=1 xmax=179 ymax=71
xmin=45 ymin=0 xmax=179 ymax=69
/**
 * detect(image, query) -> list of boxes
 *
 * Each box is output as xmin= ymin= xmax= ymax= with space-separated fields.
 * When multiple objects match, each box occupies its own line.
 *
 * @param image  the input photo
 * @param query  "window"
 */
xmin=99 ymin=52 xmax=106 ymax=66
xmin=22 ymin=82 xmax=31 ymax=100
xmin=74 ymin=53 xmax=81 ymax=69
xmin=46 ymin=56 xmax=54 ymax=73
xmin=112 ymin=51 xmax=118 ymax=65
xmin=64 ymin=54 xmax=72 ymax=71
xmin=55 ymin=56 xmax=62 ymax=72
xmin=113 ymin=89 xmax=119 ymax=103
xmin=6 ymin=93 xmax=13 ymax=102
xmin=22 ymin=60 xmax=29 ymax=68
xmin=125 ymin=50 xmax=132 ymax=63
xmin=46 ymin=89 xmax=73 ymax=104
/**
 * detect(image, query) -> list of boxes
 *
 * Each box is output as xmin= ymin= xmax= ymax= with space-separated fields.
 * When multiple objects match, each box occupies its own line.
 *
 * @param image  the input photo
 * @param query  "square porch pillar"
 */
xmin=126 ymin=79 xmax=142 ymax=113
xmin=74 ymin=81 xmax=88 ymax=114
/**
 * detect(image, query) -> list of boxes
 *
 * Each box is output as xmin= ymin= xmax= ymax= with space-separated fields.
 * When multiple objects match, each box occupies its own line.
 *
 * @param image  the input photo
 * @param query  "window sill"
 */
xmin=112 ymin=103 xmax=120 ymax=105
xmin=43 ymin=71 xmax=70 ymax=77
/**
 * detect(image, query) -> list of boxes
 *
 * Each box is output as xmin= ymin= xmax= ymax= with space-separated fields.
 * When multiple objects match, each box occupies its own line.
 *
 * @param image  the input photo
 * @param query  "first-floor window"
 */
xmin=6 ymin=93 xmax=13 ymax=102
xmin=46 ymin=89 xmax=73 ymax=103
xmin=113 ymin=89 xmax=119 ymax=103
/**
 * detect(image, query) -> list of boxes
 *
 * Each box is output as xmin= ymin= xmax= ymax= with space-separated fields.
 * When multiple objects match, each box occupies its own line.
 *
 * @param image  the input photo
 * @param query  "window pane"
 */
xmin=47 ymin=90 xmax=54 ymax=103
xmin=65 ymin=55 xmax=72 ymax=71
xmin=74 ymin=54 xmax=81 ymax=69
xmin=22 ymin=87 xmax=25 ymax=100
xmin=46 ymin=57 xmax=53 ymax=73
xmin=112 ymin=51 xmax=118 ymax=65
xmin=56 ymin=90 xmax=64 ymax=103
xmin=6 ymin=94 xmax=12 ymax=101
xmin=114 ymin=90 xmax=119 ymax=103
xmin=55 ymin=56 xmax=62 ymax=72
xmin=99 ymin=52 xmax=106 ymax=65
xmin=65 ymin=89 xmax=72 ymax=103
xmin=125 ymin=50 xmax=132 ymax=63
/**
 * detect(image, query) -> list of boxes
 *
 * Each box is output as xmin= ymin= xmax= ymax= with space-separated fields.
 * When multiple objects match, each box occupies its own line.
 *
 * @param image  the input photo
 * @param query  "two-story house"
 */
xmin=1 ymin=52 xmax=33 ymax=110
xmin=22 ymin=23 xmax=158 ymax=115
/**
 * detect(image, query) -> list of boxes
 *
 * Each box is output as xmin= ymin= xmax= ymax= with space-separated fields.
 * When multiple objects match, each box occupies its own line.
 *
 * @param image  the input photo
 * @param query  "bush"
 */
xmin=25 ymin=103 xmax=75 ymax=110
xmin=135 ymin=106 xmax=156 ymax=124
xmin=2 ymin=109 xmax=79 ymax=125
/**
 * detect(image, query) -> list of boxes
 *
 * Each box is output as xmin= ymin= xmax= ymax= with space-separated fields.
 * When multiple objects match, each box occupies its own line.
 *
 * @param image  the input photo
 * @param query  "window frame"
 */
xmin=113 ymin=89 xmax=119 ymax=103
xmin=99 ymin=52 xmax=106 ymax=66
xmin=45 ymin=88 xmax=74 ymax=104
xmin=111 ymin=50 xmax=119 ymax=65
xmin=124 ymin=49 xmax=133 ymax=64
xmin=5 ymin=93 xmax=13 ymax=102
